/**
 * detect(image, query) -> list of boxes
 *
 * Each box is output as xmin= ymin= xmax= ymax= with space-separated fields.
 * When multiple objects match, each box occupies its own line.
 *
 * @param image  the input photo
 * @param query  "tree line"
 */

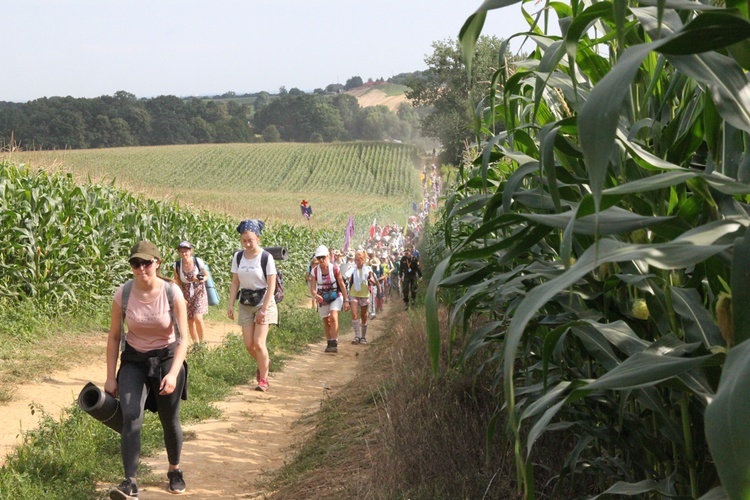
xmin=0 ymin=37 xmax=508 ymax=164
xmin=0 ymin=82 xmax=427 ymax=150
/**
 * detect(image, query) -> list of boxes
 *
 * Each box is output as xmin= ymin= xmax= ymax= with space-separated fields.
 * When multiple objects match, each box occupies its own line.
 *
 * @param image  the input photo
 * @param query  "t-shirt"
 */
xmin=232 ymin=251 xmax=277 ymax=290
xmin=114 ymin=281 xmax=181 ymax=352
xmin=347 ymin=265 xmax=372 ymax=298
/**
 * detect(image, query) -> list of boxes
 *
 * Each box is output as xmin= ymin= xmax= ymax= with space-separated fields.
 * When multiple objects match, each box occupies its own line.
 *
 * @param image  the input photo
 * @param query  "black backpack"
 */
xmin=235 ymin=250 xmax=284 ymax=303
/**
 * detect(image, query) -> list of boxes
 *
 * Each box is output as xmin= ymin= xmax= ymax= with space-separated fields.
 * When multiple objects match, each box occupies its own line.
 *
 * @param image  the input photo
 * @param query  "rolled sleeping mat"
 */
xmin=264 ymin=246 xmax=288 ymax=261
xmin=77 ymin=381 xmax=123 ymax=434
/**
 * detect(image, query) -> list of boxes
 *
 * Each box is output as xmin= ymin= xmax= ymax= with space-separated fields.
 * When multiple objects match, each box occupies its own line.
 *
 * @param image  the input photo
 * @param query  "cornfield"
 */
xmin=426 ymin=1 xmax=750 ymax=498
xmin=4 ymin=142 xmax=423 ymax=226
xmin=0 ymin=161 xmax=340 ymax=322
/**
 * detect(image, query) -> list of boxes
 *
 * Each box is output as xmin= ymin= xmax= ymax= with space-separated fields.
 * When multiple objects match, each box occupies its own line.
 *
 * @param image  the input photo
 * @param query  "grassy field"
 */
xmin=4 ymin=141 xmax=422 ymax=229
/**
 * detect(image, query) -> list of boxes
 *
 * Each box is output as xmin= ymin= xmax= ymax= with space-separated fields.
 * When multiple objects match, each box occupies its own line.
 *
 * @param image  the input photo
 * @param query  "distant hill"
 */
xmin=346 ymin=82 xmax=410 ymax=112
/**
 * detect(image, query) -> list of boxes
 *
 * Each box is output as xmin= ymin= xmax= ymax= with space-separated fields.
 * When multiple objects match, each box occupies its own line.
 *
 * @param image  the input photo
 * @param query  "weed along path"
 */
xmin=0 ymin=301 xmax=394 ymax=497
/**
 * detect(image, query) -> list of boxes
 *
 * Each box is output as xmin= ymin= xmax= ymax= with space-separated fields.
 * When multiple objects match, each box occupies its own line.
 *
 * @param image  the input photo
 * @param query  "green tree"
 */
xmin=406 ymin=36 xmax=507 ymax=165
xmin=110 ymin=117 xmax=136 ymax=147
xmin=345 ymin=76 xmax=363 ymax=90
xmin=262 ymin=124 xmax=281 ymax=142
xmin=253 ymin=91 xmax=271 ymax=114
xmin=189 ymin=116 xmax=214 ymax=143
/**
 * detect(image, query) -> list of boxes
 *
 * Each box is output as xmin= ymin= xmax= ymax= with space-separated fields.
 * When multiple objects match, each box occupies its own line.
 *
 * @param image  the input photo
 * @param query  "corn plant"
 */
xmin=0 ymin=161 xmax=341 ymax=325
xmin=426 ymin=0 xmax=750 ymax=497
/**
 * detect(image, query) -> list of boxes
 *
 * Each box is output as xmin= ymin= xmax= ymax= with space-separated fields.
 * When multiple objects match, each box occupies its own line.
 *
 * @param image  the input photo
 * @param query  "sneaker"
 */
xmin=351 ymin=337 xmax=361 ymax=344
xmin=324 ymin=340 xmax=338 ymax=353
xmin=360 ymin=337 xmax=367 ymax=345
xmin=167 ymin=468 xmax=186 ymax=494
xmin=256 ymin=379 xmax=269 ymax=392
xmin=109 ymin=478 xmax=138 ymax=499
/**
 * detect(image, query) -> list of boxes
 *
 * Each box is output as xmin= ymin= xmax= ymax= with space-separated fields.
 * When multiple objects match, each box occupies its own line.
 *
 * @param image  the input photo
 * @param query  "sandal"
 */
xmin=360 ymin=338 xmax=367 ymax=344
xmin=351 ymin=337 xmax=361 ymax=344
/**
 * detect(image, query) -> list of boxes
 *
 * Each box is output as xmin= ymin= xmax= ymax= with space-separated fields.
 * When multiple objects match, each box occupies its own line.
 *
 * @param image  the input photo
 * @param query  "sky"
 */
xmin=3 ymin=0 xmax=538 ymax=103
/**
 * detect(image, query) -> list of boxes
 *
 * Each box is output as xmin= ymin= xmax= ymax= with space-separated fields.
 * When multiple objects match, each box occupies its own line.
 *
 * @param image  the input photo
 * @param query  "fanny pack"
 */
xmin=321 ymin=290 xmax=339 ymax=304
xmin=238 ymin=288 xmax=266 ymax=306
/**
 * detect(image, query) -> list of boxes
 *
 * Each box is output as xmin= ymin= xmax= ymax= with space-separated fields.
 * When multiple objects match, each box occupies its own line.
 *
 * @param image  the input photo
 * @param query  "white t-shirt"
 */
xmin=231 ymin=251 xmax=277 ymax=290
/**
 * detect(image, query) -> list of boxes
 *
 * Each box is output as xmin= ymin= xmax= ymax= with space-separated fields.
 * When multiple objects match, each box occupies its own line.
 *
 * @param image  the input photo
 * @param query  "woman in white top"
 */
xmin=346 ymin=250 xmax=377 ymax=344
xmin=227 ymin=219 xmax=278 ymax=392
xmin=309 ymin=245 xmax=349 ymax=353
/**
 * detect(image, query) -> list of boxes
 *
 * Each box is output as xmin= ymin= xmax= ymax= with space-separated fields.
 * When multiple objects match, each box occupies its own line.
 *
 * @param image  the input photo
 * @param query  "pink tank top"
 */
xmin=114 ymin=281 xmax=179 ymax=352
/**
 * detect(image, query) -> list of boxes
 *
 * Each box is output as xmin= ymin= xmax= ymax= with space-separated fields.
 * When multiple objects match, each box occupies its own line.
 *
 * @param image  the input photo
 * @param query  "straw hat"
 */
xmin=370 ymin=257 xmax=380 ymax=267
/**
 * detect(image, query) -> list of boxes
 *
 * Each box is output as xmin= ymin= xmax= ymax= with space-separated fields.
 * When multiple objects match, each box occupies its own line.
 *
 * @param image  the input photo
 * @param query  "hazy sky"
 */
xmin=4 ymin=0 xmax=537 ymax=103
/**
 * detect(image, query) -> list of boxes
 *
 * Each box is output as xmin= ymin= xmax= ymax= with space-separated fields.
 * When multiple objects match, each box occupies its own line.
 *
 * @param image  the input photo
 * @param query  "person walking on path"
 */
xmin=173 ymin=241 xmax=209 ymax=345
xmin=310 ymin=245 xmax=349 ymax=353
xmin=346 ymin=250 xmax=377 ymax=344
xmin=227 ymin=219 xmax=278 ymax=392
xmin=399 ymin=248 xmax=422 ymax=310
xmin=106 ymin=241 xmax=190 ymax=499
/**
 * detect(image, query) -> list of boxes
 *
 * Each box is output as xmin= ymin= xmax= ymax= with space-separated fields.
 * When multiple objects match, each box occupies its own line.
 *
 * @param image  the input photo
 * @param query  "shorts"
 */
xmin=349 ymin=296 xmax=370 ymax=308
xmin=237 ymin=299 xmax=279 ymax=327
xmin=318 ymin=294 xmax=344 ymax=318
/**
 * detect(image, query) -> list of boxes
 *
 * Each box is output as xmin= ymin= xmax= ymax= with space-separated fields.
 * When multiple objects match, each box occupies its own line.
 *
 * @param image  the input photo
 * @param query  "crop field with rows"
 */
xmin=5 ymin=142 xmax=422 ymax=228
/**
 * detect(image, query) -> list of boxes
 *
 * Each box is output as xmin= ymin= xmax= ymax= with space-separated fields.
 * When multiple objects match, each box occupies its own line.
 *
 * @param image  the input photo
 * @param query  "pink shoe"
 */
xmin=256 ymin=379 xmax=269 ymax=392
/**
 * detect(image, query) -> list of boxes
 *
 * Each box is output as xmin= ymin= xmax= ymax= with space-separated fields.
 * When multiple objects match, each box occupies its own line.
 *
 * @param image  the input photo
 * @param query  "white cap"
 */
xmin=315 ymin=245 xmax=329 ymax=258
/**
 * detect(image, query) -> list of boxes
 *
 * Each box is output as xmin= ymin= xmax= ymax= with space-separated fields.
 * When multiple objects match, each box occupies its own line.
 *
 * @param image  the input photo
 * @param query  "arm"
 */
xmin=334 ymin=268 xmax=349 ymax=308
xmin=105 ymin=300 xmax=123 ymax=397
xmin=257 ymin=274 xmax=276 ymax=323
xmin=227 ymin=273 xmax=240 ymax=319
xmin=198 ymin=259 xmax=210 ymax=283
xmin=161 ymin=289 xmax=189 ymax=395
xmin=309 ymin=268 xmax=322 ymax=304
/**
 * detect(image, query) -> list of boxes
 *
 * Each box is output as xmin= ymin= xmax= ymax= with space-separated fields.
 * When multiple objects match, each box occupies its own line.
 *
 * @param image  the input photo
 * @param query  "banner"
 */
xmin=344 ymin=214 xmax=355 ymax=252
xmin=300 ymin=200 xmax=312 ymax=219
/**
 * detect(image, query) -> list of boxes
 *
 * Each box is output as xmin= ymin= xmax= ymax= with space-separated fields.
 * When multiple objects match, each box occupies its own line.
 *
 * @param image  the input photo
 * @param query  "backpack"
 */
xmin=235 ymin=249 xmax=284 ymax=303
xmin=315 ymin=262 xmax=340 ymax=291
xmin=120 ymin=279 xmax=180 ymax=351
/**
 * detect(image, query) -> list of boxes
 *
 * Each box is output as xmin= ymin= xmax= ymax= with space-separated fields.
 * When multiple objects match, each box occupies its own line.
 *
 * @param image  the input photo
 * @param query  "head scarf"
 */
xmin=237 ymin=219 xmax=264 ymax=236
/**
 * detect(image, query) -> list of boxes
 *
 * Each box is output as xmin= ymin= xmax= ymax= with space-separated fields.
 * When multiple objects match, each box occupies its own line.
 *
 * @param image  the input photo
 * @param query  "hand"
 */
xmin=256 ymin=307 xmax=267 ymax=324
xmin=227 ymin=306 xmax=235 ymax=320
xmin=160 ymin=373 xmax=178 ymax=395
xmin=104 ymin=378 xmax=118 ymax=398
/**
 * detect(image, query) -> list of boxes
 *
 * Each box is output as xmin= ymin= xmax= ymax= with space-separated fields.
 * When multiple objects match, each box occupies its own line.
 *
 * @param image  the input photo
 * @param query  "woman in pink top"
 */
xmin=105 ymin=241 xmax=190 ymax=499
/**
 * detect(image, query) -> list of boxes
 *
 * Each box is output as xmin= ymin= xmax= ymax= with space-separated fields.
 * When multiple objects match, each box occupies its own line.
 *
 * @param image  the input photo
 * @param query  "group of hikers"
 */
xmin=105 ymin=165 xmax=438 ymax=498
xmin=106 ymin=222 xmax=425 ymax=499
xmin=305 ymin=243 xmax=423 ymax=353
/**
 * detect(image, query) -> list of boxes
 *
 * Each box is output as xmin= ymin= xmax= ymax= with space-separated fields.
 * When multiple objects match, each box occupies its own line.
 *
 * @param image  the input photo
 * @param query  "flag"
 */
xmin=369 ymin=218 xmax=377 ymax=239
xmin=300 ymin=200 xmax=312 ymax=220
xmin=343 ymin=214 xmax=355 ymax=252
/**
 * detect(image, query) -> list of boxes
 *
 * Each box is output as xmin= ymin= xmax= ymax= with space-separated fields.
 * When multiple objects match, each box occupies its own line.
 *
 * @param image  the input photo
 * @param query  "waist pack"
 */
xmin=238 ymin=288 xmax=266 ymax=307
xmin=321 ymin=290 xmax=339 ymax=304
xmin=235 ymin=250 xmax=285 ymax=303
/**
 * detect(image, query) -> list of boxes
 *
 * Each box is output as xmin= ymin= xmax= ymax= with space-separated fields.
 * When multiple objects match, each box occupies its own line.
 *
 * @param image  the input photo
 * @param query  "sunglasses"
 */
xmin=129 ymin=259 xmax=155 ymax=269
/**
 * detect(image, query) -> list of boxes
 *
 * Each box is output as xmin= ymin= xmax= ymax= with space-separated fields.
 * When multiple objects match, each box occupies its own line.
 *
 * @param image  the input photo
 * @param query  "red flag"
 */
xmin=369 ymin=218 xmax=377 ymax=239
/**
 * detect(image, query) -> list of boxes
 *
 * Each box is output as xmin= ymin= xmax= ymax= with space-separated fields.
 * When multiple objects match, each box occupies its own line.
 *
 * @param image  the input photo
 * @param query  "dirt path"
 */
xmin=0 ymin=301 xmax=395 ymax=498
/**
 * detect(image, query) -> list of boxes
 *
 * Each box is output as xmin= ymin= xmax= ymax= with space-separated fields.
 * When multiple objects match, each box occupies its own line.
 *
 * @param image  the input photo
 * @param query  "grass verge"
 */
xmin=263 ymin=305 xmax=522 ymax=499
